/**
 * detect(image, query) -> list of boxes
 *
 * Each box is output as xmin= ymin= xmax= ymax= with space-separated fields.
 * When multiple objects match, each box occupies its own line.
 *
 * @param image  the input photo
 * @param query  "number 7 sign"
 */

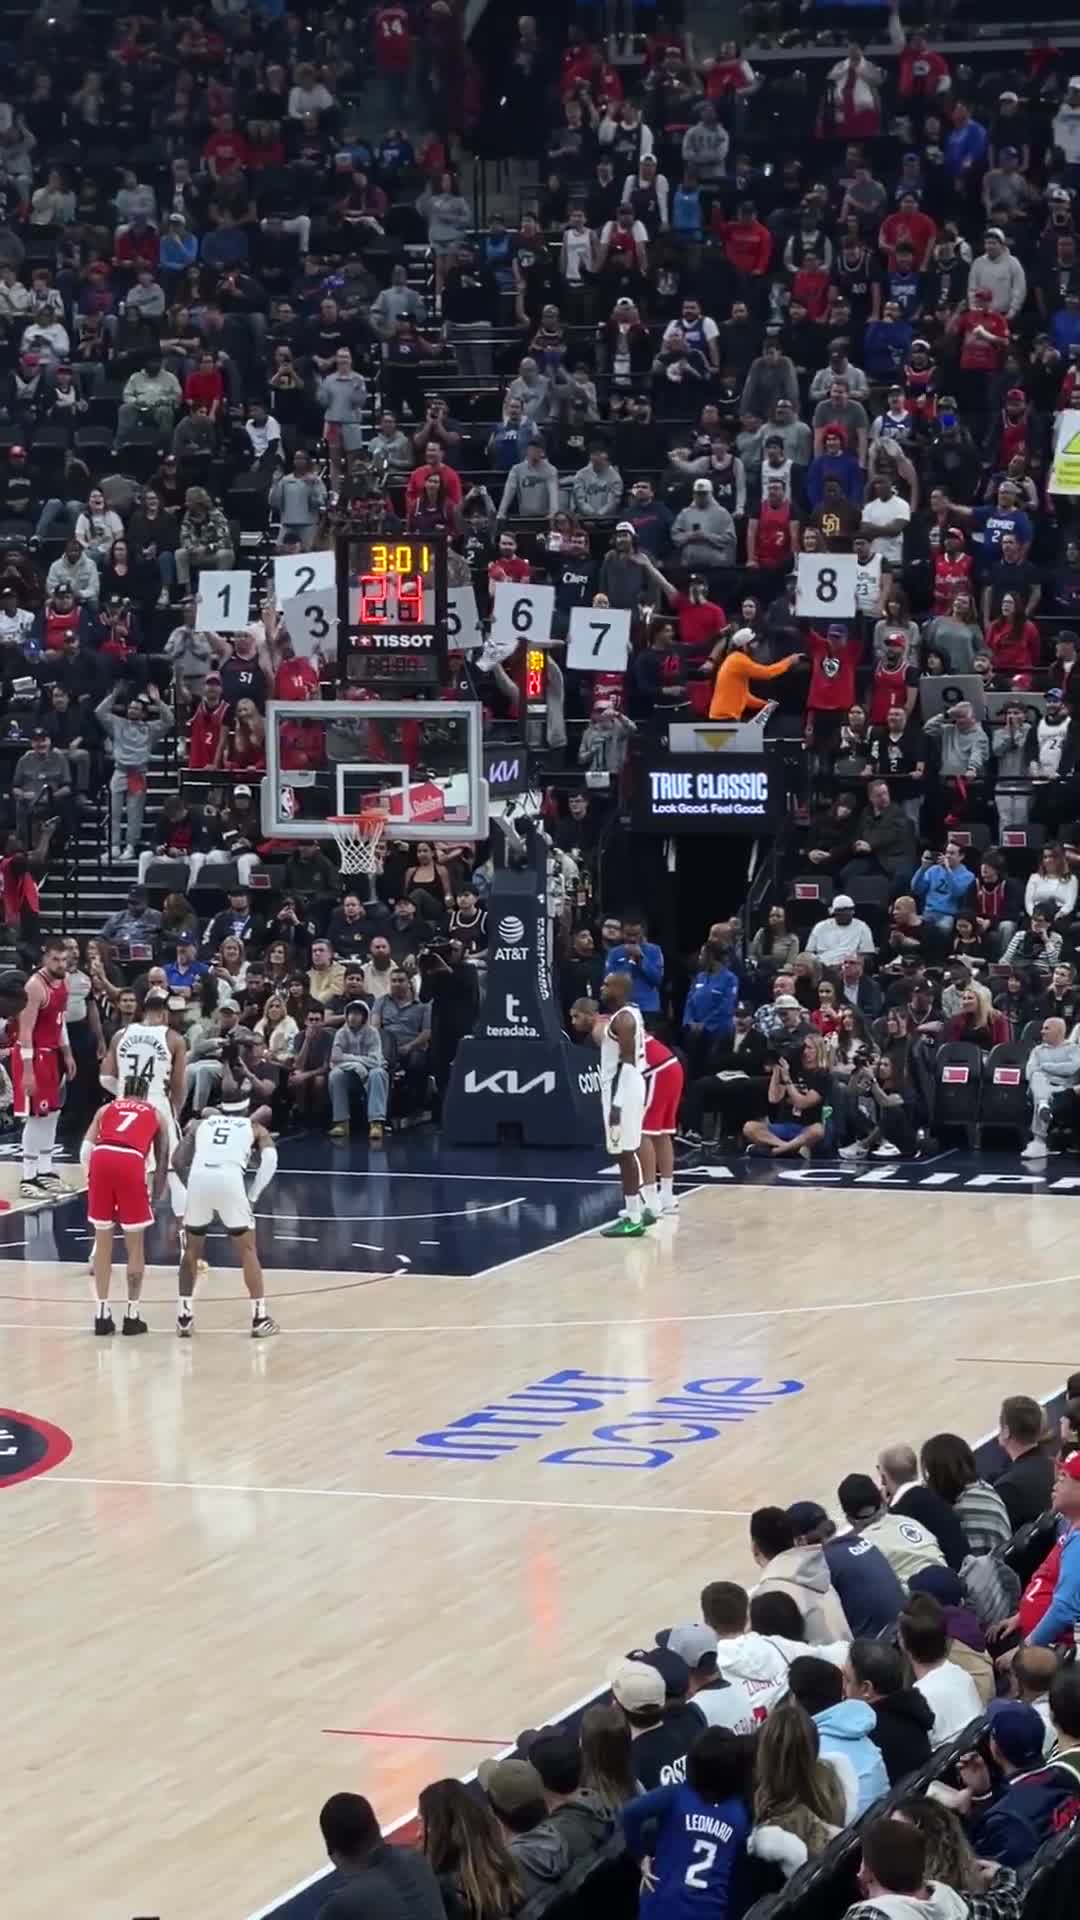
xmin=566 ymin=604 xmax=631 ymax=673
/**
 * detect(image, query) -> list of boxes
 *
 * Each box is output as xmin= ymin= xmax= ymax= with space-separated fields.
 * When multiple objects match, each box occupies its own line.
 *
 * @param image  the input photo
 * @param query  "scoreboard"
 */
xmin=338 ymin=533 xmax=449 ymax=688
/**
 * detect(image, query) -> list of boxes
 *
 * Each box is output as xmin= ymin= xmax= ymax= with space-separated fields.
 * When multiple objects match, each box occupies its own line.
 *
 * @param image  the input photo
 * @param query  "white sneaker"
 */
xmin=121 ymin=845 xmax=137 ymax=861
xmin=659 ymin=1194 xmax=680 ymax=1215
xmin=1021 ymin=1138 xmax=1048 ymax=1160
xmin=837 ymin=1141 xmax=868 ymax=1161
xmin=871 ymin=1140 xmax=902 ymax=1158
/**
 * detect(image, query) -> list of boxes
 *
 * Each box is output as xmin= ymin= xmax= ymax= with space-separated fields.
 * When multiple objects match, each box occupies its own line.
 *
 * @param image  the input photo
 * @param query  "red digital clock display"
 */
xmin=340 ymin=532 xmax=449 ymax=687
xmin=351 ymin=542 xmax=435 ymax=628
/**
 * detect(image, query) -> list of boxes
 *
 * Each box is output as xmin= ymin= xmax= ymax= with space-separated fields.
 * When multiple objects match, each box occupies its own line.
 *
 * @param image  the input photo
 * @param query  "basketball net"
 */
xmin=327 ymin=809 xmax=389 ymax=875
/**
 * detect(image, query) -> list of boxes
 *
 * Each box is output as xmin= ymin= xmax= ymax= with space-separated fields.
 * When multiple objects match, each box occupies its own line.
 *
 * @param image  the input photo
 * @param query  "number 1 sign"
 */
xmin=566 ymin=604 xmax=631 ymax=673
xmin=795 ymin=553 xmax=857 ymax=621
xmin=196 ymin=569 xmax=253 ymax=633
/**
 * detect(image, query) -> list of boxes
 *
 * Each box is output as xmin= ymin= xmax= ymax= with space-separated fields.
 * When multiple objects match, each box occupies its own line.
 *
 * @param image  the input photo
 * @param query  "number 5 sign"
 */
xmin=566 ymin=604 xmax=631 ymax=673
xmin=795 ymin=553 xmax=857 ymax=621
xmin=196 ymin=569 xmax=252 ymax=633
xmin=491 ymin=581 xmax=554 ymax=651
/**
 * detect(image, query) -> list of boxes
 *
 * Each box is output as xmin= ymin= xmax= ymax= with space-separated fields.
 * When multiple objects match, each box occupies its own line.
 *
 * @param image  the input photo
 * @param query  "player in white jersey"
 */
xmin=597 ymin=970 xmax=650 ymax=1238
xmin=170 ymin=1071 xmax=279 ymax=1337
xmin=100 ymin=991 xmax=187 ymax=1214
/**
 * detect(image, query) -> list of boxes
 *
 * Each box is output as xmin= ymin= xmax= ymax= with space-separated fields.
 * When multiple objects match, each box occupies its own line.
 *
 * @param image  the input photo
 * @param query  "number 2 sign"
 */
xmin=566 ymin=604 xmax=631 ymax=673
xmin=196 ymin=570 xmax=253 ymax=633
xmin=795 ymin=553 xmax=857 ymax=621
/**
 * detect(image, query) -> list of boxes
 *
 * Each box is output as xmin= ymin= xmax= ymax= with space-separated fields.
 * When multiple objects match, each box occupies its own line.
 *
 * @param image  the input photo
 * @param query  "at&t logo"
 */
xmin=495 ymin=912 xmax=526 ymax=961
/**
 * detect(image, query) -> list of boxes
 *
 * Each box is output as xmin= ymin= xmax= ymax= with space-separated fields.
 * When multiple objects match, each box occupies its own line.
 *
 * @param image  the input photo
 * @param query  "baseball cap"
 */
xmin=773 ymin=993 xmax=802 ymax=1011
xmin=1006 ymin=386 xmax=1026 ymax=402
xmin=8 ymin=444 xmax=24 ymax=458
xmin=627 ymin=1646 xmax=692 ymax=1700
xmin=732 ymin=626 xmax=756 ymax=646
xmin=786 ymin=1500 xmax=833 ymax=1539
xmin=658 ymin=1623 xmax=719 ymax=1670
xmin=234 ymin=783 xmax=252 ymax=797
xmin=987 ymin=1700 xmax=1046 ymax=1768
xmin=477 ymin=1756 xmax=545 ymax=1814
xmin=985 ymin=227 xmax=1006 ymax=242
xmin=999 ymin=88 xmax=1019 ymax=100
xmin=1070 ymin=75 xmax=1080 ymax=88
xmin=692 ymin=476 xmax=712 ymax=489
xmin=615 ymin=520 xmax=635 ymax=534
xmin=838 ymin=1472 xmax=881 ymax=1520
xmin=128 ymin=884 xmax=148 ymax=902
xmin=832 ymin=893 xmax=855 ymax=911
xmin=1047 ymin=686 xmax=1066 ymax=702
xmin=1000 ymin=145 xmax=1019 ymax=159
xmin=1059 ymin=1452 xmax=1080 ymax=1482
xmin=607 ymin=1656 xmax=665 ymax=1712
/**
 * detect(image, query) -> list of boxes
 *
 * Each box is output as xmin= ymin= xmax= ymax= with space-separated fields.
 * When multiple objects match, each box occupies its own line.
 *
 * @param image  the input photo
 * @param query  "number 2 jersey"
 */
xmin=622 ymin=1780 xmax=750 ymax=1918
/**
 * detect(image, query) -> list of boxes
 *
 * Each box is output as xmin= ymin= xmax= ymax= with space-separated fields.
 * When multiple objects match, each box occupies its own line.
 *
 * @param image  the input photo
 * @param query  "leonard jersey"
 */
xmin=115 ymin=1023 xmax=173 ymax=1106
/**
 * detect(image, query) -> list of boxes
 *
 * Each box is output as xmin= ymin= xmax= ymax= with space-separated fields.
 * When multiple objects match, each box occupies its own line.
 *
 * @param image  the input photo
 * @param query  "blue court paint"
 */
xmin=389 ymin=1370 xmax=805 ymax=1469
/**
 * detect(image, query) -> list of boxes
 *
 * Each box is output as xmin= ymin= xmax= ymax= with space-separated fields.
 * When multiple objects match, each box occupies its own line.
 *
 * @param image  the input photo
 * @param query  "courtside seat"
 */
xmin=933 ymin=1043 xmax=983 ymax=1148
xmin=978 ymin=1043 xmax=1032 ymax=1146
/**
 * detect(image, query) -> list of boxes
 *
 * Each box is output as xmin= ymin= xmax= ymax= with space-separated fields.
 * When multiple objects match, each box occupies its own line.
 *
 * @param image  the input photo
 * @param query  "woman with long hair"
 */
xmin=828 ymin=1004 xmax=873 ymax=1075
xmin=748 ymin=903 xmax=800 ymax=978
xmin=226 ymin=697 xmax=267 ymax=774
xmin=750 ymin=1698 xmax=845 ymax=1876
xmin=893 ymin=1799 xmax=1022 ymax=1920
xmin=264 ymin=939 xmax=292 ymax=988
xmin=942 ymin=981 xmax=1009 ymax=1050
xmin=418 ymin=1777 xmax=523 ymax=1920
xmin=578 ymin=1703 xmax=639 ymax=1810
xmin=214 ymin=935 xmax=248 ymax=1000
xmin=922 ymin=588 xmax=982 ymax=677
xmin=161 ymin=891 xmax=200 ymax=946
xmin=1024 ymin=843 xmax=1078 ymax=926
xmin=256 ymin=992 xmax=299 ymax=1065
xmin=985 ymin=591 xmax=1040 ymax=676
xmin=919 ymin=1433 xmax=1012 ymax=1555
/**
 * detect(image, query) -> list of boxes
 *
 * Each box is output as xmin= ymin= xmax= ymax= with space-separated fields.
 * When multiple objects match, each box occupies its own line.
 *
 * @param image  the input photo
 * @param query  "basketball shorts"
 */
xmin=184 ymin=1165 xmax=254 ymax=1236
xmin=87 ymin=1144 xmax=154 ymax=1233
xmin=601 ymin=1066 xmax=646 ymax=1155
xmin=642 ymin=1056 xmax=685 ymax=1136
xmin=12 ymin=1047 xmax=63 ymax=1119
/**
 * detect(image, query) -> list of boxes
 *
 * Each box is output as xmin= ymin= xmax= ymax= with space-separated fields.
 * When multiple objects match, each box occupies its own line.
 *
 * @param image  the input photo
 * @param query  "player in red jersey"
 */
xmin=639 ymin=1030 xmax=684 ymax=1218
xmin=81 ymin=1072 xmax=169 ymax=1336
xmin=12 ymin=934 xmax=74 ymax=1201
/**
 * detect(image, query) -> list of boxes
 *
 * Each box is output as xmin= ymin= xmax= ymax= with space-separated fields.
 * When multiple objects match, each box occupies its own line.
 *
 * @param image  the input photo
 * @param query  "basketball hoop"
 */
xmin=327 ymin=809 xmax=389 ymax=875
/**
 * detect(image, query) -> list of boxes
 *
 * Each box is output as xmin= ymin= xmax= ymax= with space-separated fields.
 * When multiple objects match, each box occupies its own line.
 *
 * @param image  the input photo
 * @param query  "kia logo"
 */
xmin=497 ymin=916 xmax=525 ymax=944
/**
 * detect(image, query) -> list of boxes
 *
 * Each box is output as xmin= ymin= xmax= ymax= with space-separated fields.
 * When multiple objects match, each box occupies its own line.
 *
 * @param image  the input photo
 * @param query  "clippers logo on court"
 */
xmin=494 ymin=914 xmax=526 ymax=960
xmin=389 ymin=1368 xmax=804 ymax=1469
xmin=0 ymin=1408 xmax=72 ymax=1488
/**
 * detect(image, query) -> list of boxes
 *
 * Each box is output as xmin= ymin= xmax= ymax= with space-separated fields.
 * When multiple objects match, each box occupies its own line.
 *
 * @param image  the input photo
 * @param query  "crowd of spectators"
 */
xmin=304 ymin=1386 xmax=1080 ymax=1920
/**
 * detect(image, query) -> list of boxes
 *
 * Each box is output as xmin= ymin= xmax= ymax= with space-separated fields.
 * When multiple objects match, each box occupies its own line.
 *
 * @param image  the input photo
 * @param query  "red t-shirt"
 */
xmin=405 ymin=462 xmax=463 ymax=510
xmin=987 ymin=618 xmax=1040 ymax=672
xmin=807 ymin=630 xmax=859 ymax=712
xmin=956 ymin=308 xmax=1008 ymax=371
xmin=274 ymin=658 xmax=320 ymax=701
xmin=203 ymin=131 xmax=250 ymax=173
xmin=880 ymin=209 xmax=937 ymax=268
xmin=183 ymin=368 xmax=225 ymax=411
xmin=488 ymin=557 xmax=531 ymax=584
xmin=674 ymin=592 xmax=725 ymax=652
xmin=792 ymin=266 xmax=830 ymax=321
xmin=932 ymin=550 xmax=974 ymax=614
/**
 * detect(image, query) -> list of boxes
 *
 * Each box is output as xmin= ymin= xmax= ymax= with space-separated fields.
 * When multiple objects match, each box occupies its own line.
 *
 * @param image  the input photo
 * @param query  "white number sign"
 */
xmin=795 ymin=552 xmax=857 ymax=621
xmin=274 ymin=551 xmax=335 ymax=604
xmin=566 ymin=604 xmax=632 ymax=674
xmin=280 ymin=588 xmax=337 ymax=661
xmin=491 ymin=581 xmax=554 ymax=651
xmin=196 ymin=569 xmax=252 ymax=633
xmin=446 ymin=584 xmax=482 ymax=653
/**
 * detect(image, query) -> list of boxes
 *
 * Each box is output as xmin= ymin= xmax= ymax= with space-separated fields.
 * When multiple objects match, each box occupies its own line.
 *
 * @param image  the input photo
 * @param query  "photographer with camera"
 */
xmin=838 ymin=1033 xmax=917 ymax=1162
xmin=742 ymin=1033 xmax=831 ymax=1160
xmin=418 ymin=939 xmax=479 ymax=1119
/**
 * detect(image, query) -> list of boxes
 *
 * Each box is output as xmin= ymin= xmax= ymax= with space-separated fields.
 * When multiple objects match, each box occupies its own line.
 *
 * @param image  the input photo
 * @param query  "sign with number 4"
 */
xmin=795 ymin=553 xmax=857 ymax=621
xmin=197 ymin=569 xmax=252 ymax=633
xmin=491 ymin=581 xmax=555 ymax=653
xmin=566 ymin=604 xmax=631 ymax=674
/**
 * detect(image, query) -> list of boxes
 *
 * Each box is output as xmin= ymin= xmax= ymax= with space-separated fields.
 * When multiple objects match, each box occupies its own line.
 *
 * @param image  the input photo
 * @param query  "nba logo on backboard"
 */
xmin=279 ymin=784 xmax=297 ymax=820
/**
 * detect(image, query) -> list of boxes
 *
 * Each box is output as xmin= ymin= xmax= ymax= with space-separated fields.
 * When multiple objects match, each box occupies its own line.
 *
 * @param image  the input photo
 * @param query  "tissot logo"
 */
xmin=0 ymin=1408 xmax=72 ymax=1489
xmin=464 ymin=1069 xmax=557 ymax=1096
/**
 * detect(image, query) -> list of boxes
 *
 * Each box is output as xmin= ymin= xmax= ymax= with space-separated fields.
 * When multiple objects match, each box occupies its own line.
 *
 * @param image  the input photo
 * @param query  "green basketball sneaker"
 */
xmin=601 ymin=1216 xmax=647 ymax=1238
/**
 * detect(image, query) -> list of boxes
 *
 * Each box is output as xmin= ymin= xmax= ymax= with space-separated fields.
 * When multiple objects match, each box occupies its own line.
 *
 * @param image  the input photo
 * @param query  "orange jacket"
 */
xmin=709 ymin=649 xmax=794 ymax=720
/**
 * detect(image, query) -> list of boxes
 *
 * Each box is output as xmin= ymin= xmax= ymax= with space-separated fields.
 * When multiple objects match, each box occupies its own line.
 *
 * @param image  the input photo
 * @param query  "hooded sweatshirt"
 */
xmin=813 ymin=1700 xmax=889 ymax=1815
xmin=754 ymin=1547 xmax=851 ymax=1645
xmin=546 ymin=1788 xmax=613 ymax=1866
xmin=867 ymin=1687 xmax=934 ymax=1784
xmin=844 ymin=1883 xmax=972 ymax=1920
xmin=508 ymin=1819 xmax=569 ymax=1898
xmin=330 ymin=1010 xmax=384 ymax=1072
xmin=712 ymin=1631 xmax=791 ymax=1716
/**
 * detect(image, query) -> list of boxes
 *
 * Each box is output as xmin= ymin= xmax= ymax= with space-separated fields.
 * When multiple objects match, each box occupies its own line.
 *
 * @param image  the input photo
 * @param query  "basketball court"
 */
xmin=4 ymin=1137 xmax=1078 ymax=1920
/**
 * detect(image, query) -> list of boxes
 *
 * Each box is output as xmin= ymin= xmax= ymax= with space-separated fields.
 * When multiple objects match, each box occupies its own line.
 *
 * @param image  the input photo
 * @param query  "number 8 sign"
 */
xmin=795 ymin=553 xmax=857 ymax=621
xmin=566 ymin=604 xmax=631 ymax=673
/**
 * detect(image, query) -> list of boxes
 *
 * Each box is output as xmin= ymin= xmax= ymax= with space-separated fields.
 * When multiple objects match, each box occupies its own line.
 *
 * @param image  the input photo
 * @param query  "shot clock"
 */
xmin=337 ymin=531 xmax=449 ymax=688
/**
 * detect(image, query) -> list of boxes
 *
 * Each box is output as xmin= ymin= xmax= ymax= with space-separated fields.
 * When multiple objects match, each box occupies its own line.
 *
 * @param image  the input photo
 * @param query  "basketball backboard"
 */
xmin=262 ymin=698 xmax=488 ymax=844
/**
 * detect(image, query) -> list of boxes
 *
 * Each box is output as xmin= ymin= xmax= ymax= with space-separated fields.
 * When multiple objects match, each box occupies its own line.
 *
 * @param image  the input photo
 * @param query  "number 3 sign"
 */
xmin=795 ymin=553 xmax=857 ymax=621
xmin=196 ymin=569 xmax=252 ymax=633
xmin=566 ymin=604 xmax=631 ymax=673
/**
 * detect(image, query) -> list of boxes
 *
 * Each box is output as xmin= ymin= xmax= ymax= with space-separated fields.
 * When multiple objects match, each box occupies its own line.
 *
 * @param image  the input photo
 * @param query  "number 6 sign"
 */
xmin=491 ymin=581 xmax=554 ymax=650
xmin=196 ymin=569 xmax=252 ymax=633
xmin=795 ymin=553 xmax=857 ymax=621
xmin=566 ymin=604 xmax=631 ymax=673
